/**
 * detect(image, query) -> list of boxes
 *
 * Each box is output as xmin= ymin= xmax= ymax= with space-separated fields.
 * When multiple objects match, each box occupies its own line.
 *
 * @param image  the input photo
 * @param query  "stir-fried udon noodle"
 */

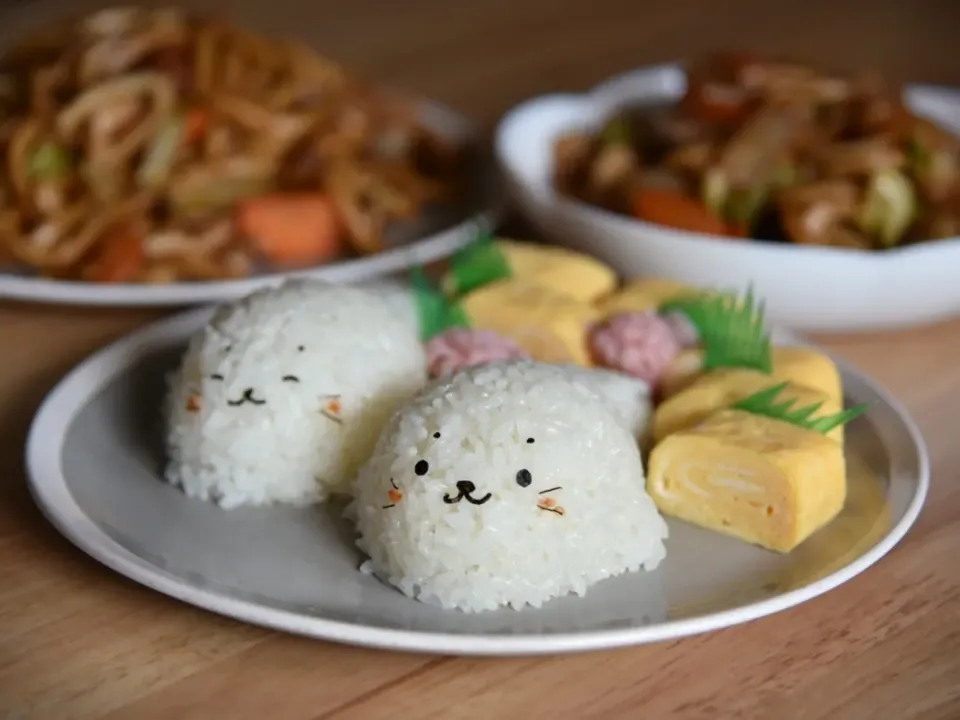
xmin=0 ymin=7 xmax=468 ymax=283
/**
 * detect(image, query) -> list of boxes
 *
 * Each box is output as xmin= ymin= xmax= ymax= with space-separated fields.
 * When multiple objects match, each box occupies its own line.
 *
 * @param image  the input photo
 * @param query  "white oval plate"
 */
xmin=0 ymin=0 xmax=500 ymax=307
xmin=26 ymin=308 xmax=928 ymax=655
xmin=0 ymin=99 xmax=499 ymax=307
xmin=495 ymin=62 xmax=960 ymax=332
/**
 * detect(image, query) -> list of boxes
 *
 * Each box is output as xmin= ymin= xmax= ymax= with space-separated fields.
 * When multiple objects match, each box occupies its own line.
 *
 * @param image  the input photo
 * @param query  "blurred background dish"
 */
xmin=0 ymin=4 xmax=498 ymax=305
xmin=496 ymin=62 xmax=960 ymax=332
xmin=554 ymin=52 xmax=960 ymax=251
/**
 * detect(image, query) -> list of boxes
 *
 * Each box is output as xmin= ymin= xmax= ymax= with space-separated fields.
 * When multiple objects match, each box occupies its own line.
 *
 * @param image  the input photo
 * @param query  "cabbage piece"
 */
xmin=137 ymin=114 xmax=184 ymax=190
xmin=858 ymin=168 xmax=916 ymax=247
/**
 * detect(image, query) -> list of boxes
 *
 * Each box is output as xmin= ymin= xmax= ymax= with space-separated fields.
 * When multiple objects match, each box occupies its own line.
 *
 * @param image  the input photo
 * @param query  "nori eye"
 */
xmin=415 ymin=460 xmax=429 ymax=476
xmin=516 ymin=469 xmax=532 ymax=487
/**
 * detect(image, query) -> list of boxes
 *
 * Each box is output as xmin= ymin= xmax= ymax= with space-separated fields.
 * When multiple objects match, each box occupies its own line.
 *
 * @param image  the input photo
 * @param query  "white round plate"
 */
xmin=0 ymin=1 xmax=499 ymax=307
xmin=1 ymin=100 xmax=499 ymax=307
xmin=26 ymin=308 xmax=928 ymax=655
xmin=495 ymin=62 xmax=960 ymax=332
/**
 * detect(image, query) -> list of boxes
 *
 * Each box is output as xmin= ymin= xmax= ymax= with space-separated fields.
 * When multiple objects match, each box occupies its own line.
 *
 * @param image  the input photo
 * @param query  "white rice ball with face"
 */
xmin=356 ymin=278 xmax=422 ymax=338
xmin=554 ymin=365 xmax=653 ymax=445
xmin=350 ymin=359 xmax=668 ymax=613
xmin=164 ymin=278 xmax=427 ymax=509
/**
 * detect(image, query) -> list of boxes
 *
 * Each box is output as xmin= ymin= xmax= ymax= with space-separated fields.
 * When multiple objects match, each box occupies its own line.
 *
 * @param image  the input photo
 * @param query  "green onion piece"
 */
xmin=441 ymin=234 xmax=512 ymax=298
xmin=701 ymin=167 xmax=729 ymax=215
xmin=29 ymin=142 xmax=70 ymax=182
xmin=725 ymin=185 xmax=769 ymax=230
xmin=171 ymin=176 xmax=274 ymax=218
xmin=905 ymin=137 xmax=931 ymax=172
xmin=444 ymin=302 xmax=471 ymax=330
xmin=137 ymin=114 xmax=185 ymax=190
xmin=771 ymin=161 xmax=797 ymax=189
xmin=858 ymin=168 xmax=917 ymax=247
xmin=411 ymin=266 xmax=470 ymax=340
xmin=600 ymin=115 xmax=630 ymax=146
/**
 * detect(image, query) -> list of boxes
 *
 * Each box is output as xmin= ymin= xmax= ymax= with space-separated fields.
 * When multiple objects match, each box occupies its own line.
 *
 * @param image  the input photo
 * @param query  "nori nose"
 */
xmin=456 ymin=480 xmax=476 ymax=494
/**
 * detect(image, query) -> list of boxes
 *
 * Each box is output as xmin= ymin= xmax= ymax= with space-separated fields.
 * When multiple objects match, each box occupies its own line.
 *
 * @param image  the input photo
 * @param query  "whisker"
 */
xmin=320 ymin=410 xmax=343 ymax=425
xmin=390 ymin=479 xmax=399 ymax=490
xmin=381 ymin=504 xmax=396 ymax=509
xmin=538 ymin=506 xmax=565 ymax=516
xmin=538 ymin=486 xmax=563 ymax=495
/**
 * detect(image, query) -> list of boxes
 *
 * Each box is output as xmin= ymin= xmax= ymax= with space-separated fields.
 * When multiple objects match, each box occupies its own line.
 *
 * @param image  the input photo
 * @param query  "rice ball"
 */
xmin=356 ymin=278 xmax=422 ymax=337
xmin=350 ymin=360 xmax=668 ymax=613
xmin=164 ymin=278 xmax=427 ymax=509
xmin=553 ymin=364 xmax=653 ymax=445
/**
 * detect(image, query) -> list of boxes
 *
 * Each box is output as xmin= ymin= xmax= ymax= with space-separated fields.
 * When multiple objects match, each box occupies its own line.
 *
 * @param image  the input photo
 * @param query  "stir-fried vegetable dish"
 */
xmin=0 ymin=6 xmax=469 ymax=283
xmin=554 ymin=52 xmax=960 ymax=249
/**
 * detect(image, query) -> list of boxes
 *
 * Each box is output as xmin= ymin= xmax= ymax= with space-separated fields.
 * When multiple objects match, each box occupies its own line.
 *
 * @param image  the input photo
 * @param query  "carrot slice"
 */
xmin=632 ymin=189 xmax=732 ymax=236
xmin=682 ymin=79 xmax=746 ymax=124
xmin=184 ymin=108 xmax=208 ymax=143
xmin=681 ymin=52 xmax=761 ymax=124
xmin=85 ymin=227 xmax=145 ymax=283
xmin=237 ymin=193 xmax=343 ymax=268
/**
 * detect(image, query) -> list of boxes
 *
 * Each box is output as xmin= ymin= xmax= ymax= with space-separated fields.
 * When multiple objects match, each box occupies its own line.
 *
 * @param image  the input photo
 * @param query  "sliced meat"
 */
xmin=778 ymin=179 xmax=865 ymax=246
xmin=819 ymin=138 xmax=905 ymax=177
xmin=715 ymin=103 xmax=811 ymax=188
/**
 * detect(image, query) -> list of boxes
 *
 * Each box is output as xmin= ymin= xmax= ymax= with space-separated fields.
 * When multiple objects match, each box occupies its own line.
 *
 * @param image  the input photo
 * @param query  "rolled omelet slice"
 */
xmin=653 ymin=368 xmax=845 ymax=444
xmin=461 ymin=277 xmax=600 ymax=365
xmin=598 ymin=277 xmax=698 ymax=316
xmin=660 ymin=346 xmax=843 ymax=402
xmin=495 ymin=239 xmax=617 ymax=303
xmin=647 ymin=409 xmax=846 ymax=553
xmin=659 ymin=348 xmax=708 ymax=398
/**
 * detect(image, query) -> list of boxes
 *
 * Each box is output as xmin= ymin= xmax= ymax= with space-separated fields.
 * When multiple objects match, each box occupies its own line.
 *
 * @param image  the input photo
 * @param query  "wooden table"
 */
xmin=2 ymin=0 xmax=960 ymax=717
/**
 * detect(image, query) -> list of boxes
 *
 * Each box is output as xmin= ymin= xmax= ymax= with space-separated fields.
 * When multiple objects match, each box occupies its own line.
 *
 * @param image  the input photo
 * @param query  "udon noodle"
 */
xmin=0 ymin=7 xmax=467 ymax=282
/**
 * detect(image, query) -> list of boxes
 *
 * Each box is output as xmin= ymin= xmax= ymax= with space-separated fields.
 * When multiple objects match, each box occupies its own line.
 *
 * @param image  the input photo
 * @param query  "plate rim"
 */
xmin=24 ymin=308 xmax=931 ymax=656
xmin=0 ymin=99 xmax=501 ymax=308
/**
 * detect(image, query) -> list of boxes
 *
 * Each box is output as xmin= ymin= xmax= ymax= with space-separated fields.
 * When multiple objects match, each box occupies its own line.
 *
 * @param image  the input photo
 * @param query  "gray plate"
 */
xmin=0 ymin=0 xmax=500 ymax=306
xmin=25 ymin=308 xmax=929 ymax=655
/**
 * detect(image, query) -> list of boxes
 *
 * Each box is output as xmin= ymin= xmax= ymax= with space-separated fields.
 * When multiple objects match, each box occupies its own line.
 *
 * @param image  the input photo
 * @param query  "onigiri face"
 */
xmin=165 ymin=280 xmax=427 ymax=508
xmin=380 ymin=409 xmax=582 ymax=520
xmin=185 ymin=302 xmax=349 ymax=423
xmin=352 ymin=361 xmax=669 ymax=612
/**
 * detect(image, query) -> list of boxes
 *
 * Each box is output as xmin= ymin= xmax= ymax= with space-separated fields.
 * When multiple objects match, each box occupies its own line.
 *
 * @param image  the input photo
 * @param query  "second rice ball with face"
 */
xmin=349 ymin=360 xmax=668 ymax=613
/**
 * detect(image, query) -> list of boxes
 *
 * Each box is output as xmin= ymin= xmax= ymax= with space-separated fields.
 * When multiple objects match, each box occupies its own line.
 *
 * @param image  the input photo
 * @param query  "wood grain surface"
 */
xmin=1 ymin=0 xmax=959 ymax=717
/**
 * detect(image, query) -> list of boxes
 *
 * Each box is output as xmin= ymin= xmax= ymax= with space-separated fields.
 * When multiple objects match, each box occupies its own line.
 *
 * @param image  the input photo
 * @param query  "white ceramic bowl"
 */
xmin=495 ymin=63 xmax=960 ymax=332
